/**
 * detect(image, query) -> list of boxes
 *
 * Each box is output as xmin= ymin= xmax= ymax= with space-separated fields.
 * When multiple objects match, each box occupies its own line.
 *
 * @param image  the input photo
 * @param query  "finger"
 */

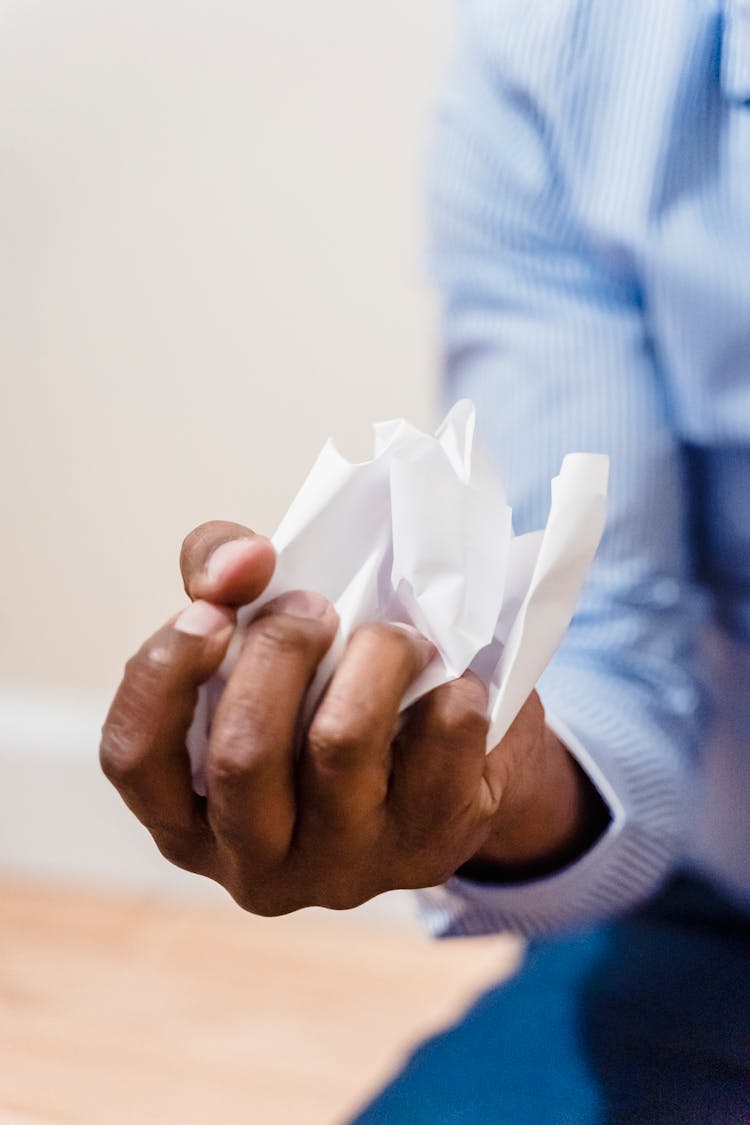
xmin=100 ymin=600 xmax=235 ymax=873
xmin=391 ymin=671 xmax=492 ymax=824
xmin=300 ymin=623 xmax=434 ymax=833
xmin=180 ymin=520 xmax=276 ymax=607
xmin=205 ymin=590 xmax=338 ymax=869
xmin=483 ymin=689 xmax=548 ymax=820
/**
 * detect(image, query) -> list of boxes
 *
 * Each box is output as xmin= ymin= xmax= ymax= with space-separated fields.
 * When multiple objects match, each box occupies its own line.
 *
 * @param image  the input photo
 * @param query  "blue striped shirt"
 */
xmin=419 ymin=0 xmax=750 ymax=936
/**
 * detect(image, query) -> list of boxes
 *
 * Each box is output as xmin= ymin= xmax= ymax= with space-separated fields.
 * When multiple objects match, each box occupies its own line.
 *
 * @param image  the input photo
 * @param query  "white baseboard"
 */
xmin=0 ymin=686 xmax=419 ymax=931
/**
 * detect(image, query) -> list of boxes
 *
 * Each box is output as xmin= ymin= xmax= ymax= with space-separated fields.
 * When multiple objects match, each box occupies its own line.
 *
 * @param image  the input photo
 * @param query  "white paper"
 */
xmin=187 ymin=400 xmax=608 ymax=791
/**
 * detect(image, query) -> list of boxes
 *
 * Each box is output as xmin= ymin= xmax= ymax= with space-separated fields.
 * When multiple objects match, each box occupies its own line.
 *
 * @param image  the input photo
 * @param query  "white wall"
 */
xmin=0 ymin=0 xmax=451 ymax=905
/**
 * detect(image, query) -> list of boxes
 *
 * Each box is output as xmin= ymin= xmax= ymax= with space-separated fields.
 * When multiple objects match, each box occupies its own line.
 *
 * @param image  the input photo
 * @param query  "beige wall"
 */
xmin=0 ymin=0 xmax=450 ymax=704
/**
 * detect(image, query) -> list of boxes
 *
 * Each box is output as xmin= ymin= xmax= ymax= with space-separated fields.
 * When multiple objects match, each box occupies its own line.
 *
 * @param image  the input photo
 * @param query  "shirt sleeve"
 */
xmin=416 ymin=12 xmax=711 ymax=938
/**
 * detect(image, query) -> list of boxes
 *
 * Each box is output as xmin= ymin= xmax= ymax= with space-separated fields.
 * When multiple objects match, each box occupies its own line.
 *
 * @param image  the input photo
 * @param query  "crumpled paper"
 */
xmin=187 ymin=400 xmax=608 ymax=790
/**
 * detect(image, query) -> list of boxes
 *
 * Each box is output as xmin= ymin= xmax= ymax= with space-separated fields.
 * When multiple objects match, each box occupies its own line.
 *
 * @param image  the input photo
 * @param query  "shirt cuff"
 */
xmin=416 ymin=666 xmax=687 ymax=938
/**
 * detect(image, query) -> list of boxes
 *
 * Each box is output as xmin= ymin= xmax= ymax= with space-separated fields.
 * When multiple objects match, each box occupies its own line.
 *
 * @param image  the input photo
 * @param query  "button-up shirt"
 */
xmin=419 ymin=0 xmax=750 ymax=936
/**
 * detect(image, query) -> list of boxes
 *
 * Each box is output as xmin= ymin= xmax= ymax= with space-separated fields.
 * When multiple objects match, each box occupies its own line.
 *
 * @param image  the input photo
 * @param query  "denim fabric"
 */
xmin=350 ymin=876 xmax=750 ymax=1124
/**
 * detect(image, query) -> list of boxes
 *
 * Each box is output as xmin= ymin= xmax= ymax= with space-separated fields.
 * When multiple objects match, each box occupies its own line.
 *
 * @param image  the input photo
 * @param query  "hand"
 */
xmin=100 ymin=522 xmax=605 ymax=914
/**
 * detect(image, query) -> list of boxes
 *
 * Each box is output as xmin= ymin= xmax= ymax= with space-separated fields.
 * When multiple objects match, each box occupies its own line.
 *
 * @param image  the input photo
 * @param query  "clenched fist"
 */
xmin=100 ymin=522 xmax=605 ymax=915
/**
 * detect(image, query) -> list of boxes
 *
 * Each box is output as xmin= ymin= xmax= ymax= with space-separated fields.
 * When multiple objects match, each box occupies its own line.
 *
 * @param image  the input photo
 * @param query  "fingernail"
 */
xmin=205 ymin=538 xmax=267 ymax=584
xmin=175 ymin=600 xmax=234 ymax=637
xmin=263 ymin=589 xmax=332 ymax=620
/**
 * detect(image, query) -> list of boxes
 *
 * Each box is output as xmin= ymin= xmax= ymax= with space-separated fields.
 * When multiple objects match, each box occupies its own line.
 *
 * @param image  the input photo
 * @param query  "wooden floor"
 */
xmin=0 ymin=879 xmax=522 ymax=1125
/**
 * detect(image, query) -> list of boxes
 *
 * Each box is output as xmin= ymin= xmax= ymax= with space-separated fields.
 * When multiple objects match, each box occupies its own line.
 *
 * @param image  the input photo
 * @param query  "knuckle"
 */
xmin=307 ymin=712 xmax=368 ymax=773
xmin=316 ymin=888 xmax=366 ymax=911
xmin=99 ymin=669 xmax=173 ymax=788
xmin=352 ymin=622 xmax=415 ymax=670
xmin=99 ymin=733 xmax=140 ymax=786
xmin=255 ymin=895 xmax=300 ymax=917
xmin=310 ymin=872 xmax=374 ymax=911
xmin=154 ymin=828 xmax=200 ymax=871
xmin=454 ymin=672 xmax=490 ymax=713
xmin=123 ymin=641 xmax=177 ymax=700
xmin=428 ymin=683 xmax=489 ymax=747
xmin=99 ymin=709 xmax=150 ymax=786
xmin=437 ymin=700 xmax=487 ymax=747
xmin=229 ymin=883 xmax=298 ymax=918
xmin=355 ymin=621 xmax=405 ymax=647
xmin=207 ymin=726 xmax=257 ymax=784
xmin=227 ymin=882 xmax=264 ymax=914
xmin=132 ymin=641 xmax=172 ymax=676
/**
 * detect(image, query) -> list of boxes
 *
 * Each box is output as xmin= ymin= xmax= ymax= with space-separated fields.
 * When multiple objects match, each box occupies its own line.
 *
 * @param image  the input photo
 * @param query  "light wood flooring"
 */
xmin=0 ymin=879 xmax=521 ymax=1125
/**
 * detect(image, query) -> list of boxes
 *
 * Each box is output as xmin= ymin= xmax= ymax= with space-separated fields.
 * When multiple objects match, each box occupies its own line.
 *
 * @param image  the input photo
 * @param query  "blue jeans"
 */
xmin=349 ymin=875 xmax=750 ymax=1124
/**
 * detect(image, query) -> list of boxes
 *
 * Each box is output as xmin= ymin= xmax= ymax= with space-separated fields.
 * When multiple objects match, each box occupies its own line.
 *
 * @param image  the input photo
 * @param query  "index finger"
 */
xmin=100 ymin=600 xmax=235 ymax=874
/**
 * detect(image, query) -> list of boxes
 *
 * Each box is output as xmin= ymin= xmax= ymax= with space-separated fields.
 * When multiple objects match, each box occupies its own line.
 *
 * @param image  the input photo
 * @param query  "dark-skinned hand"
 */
xmin=100 ymin=522 xmax=605 ymax=915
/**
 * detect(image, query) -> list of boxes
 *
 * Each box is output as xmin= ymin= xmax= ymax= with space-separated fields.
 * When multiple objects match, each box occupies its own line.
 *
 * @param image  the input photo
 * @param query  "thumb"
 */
xmin=180 ymin=520 xmax=276 ymax=607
